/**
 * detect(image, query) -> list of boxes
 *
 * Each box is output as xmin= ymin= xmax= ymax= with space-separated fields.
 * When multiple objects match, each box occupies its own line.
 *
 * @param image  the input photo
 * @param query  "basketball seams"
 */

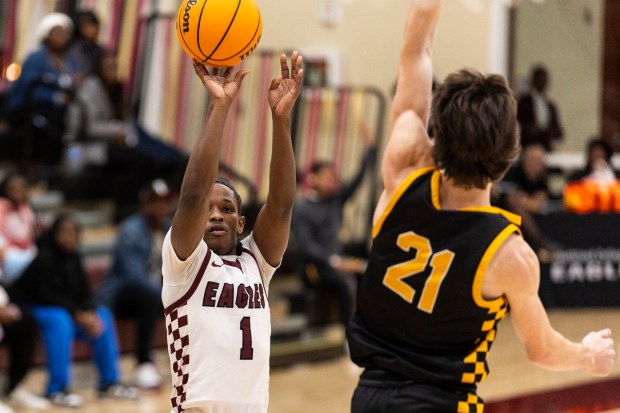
xmin=177 ymin=0 xmax=207 ymax=61
xmin=211 ymin=10 xmax=261 ymax=63
xmin=176 ymin=0 xmax=262 ymax=67
xmin=195 ymin=0 xmax=212 ymax=62
xmin=202 ymin=0 xmax=242 ymax=64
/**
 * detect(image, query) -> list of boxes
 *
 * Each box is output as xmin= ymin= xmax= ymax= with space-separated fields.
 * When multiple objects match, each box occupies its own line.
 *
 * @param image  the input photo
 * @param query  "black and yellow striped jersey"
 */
xmin=348 ymin=168 xmax=521 ymax=396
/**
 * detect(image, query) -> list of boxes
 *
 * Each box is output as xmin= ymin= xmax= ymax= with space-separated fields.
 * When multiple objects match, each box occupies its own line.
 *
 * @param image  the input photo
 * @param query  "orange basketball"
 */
xmin=176 ymin=0 xmax=262 ymax=68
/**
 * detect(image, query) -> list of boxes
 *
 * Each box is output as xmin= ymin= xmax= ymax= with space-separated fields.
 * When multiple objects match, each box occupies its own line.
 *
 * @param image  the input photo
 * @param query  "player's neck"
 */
xmin=438 ymin=174 xmax=491 ymax=210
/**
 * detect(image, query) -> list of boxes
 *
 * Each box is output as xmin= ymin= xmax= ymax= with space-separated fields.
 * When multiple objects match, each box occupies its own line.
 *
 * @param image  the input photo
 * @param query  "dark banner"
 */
xmin=534 ymin=212 xmax=620 ymax=308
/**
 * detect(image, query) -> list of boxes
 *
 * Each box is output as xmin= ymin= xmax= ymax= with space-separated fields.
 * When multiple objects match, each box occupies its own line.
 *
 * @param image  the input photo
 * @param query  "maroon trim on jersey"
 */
xmin=240 ymin=246 xmax=268 ymax=299
xmin=221 ymin=258 xmax=243 ymax=271
xmin=164 ymin=249 xmax=212 ymax=316
xmin=240 ymin=246 xmax=257 ymax=262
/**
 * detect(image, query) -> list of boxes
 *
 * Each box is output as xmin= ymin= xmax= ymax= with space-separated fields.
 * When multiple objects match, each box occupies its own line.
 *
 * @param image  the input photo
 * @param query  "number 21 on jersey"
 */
xmin=382 ymin=231 xmax=454 ymax=313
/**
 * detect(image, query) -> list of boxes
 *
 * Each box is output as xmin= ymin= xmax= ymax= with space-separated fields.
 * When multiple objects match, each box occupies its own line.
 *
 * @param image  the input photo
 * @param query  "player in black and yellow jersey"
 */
xmin=346 ymin=1 xmax=616 ymax=412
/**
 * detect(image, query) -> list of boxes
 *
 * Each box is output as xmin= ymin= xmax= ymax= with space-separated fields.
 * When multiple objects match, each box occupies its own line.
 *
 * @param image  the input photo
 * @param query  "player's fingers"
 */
xmin=293 ymin=55 xmax=303 ymax=80
xmin=235 ymin=69 xmax=251 ymax=84
xmin=295 ymin=68 xmax=304 ymax=86
xmin=270 ymin=76 xmax=283 ymax=90
xmin=290 ymin=51 xmax=299 ymax=72
xmin=599 ymin=328 xmax=613 ymax=338
xmin=222 ymin=66 xmax=234 ymax=78
xmin=280 ymin=54 xmax=290 ymax=78
xmin=192 ymin=60 xmax=205 ymax=74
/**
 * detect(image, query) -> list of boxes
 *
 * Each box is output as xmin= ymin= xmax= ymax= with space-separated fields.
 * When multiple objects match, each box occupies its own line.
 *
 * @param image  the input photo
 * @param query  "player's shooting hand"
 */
xmin=193 ymin=61 xmax=250 ymax=106
xmin=268 ymin=51 xmax=303 ymax=116
xmin=582 ymin=328 xmax=616 ymax=376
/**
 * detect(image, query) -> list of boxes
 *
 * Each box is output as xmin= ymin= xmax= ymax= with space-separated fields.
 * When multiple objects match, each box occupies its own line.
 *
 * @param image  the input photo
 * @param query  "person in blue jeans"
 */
xmin=8 ymin=213 xmax=138 ymax=408
xmin=97 ymin=179 xmax=175 ymax=389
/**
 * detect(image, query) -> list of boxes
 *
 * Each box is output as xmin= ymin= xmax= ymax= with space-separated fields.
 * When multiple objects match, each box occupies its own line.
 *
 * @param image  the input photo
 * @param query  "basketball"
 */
xmin=176 ymin=0 xmax=263 ymax=68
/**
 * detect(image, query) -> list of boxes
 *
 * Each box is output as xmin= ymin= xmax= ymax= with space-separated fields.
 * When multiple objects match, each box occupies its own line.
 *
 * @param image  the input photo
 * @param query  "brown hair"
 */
xmin=431 ymin=69 xmax=519 ymax=189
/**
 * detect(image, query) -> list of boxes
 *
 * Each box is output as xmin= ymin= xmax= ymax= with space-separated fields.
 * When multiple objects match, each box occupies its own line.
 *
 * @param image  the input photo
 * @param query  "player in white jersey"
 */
xmin=162 ymin=52 xmax=303 ymax=413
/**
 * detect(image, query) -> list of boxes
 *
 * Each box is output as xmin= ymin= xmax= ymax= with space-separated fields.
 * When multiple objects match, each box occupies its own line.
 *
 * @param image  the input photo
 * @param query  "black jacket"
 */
xmin=9 ymin=239 xmax=94 ymax=314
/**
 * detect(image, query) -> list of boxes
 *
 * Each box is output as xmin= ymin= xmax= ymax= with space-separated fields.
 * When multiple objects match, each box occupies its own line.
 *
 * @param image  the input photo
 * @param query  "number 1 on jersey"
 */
xmin=240 ymin=316 xmax=254 ymax=360
xmin=383 ymin=231 xmax=454 ymax=313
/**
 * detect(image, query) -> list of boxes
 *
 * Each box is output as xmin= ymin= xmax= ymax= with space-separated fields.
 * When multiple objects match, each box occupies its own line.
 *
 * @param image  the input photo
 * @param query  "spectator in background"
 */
xmin=66 ymin=51 xmax=187 ymax=222
xmin=96 ymin=179 xmax=176 ymax=390
xmin=563 ymin=138 xmax=620 ymax=214
xmin=517 ymin=65 xmax=563 ymax=151
xmin=498 ymin=144 xmax=558 ymax=252
xmin=0 ymin=173 xmax=41 ymax=286
xmin=568 ymin=137 xmax=618 ymax=183
xmin=4 ymin=13 xmax=80 ymax=166
xmin=68 ymin=10 xmax=105 ymax=76
xmin=292 ymin=130 xmax=376 ymax=329
xmin=8 ymin=213 xmax=139 ymax=408
xmin=0 ymin=284 xmax=50 ymax=412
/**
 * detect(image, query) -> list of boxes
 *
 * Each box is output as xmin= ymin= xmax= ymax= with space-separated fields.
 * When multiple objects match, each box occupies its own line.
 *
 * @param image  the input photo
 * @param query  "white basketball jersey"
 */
xmin=162 ymin=231 xmax=276 ymax=413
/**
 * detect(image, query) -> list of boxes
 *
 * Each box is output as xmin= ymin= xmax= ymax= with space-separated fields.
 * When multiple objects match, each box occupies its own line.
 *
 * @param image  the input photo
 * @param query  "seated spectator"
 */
xmin=568 ymin=137 xmax=618 ymax=183
xmin=497 ymin=144 xmax=559 ymax=251
xmin=3 ymin=13 xmax=80 ymax=166
xmin=66 ymin=51 xmax=187 ymax=222
xmin=517 ymin=65 xmax=564 ymax=151
xmin=292 ymin=135 xmax=376 ymax=328
xmin=67 ymin=10 xmax=105 ymax=77
xmin=8 ymin=213 xmax=139 ymax=408
xmin=0 ymin=173 xmax=41 ymax=285
xmin=0 ymin=285 xmax=50 ymax=412
xmin=96 ymin=179 xmax=176 ymax=389
xmin=564 ymin=138 xmax=620 ymax=213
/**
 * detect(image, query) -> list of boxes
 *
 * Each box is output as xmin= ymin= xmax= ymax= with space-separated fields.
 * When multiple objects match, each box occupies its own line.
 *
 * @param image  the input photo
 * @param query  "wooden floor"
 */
xmin=11 ymin=308 xmax=620 ymax=413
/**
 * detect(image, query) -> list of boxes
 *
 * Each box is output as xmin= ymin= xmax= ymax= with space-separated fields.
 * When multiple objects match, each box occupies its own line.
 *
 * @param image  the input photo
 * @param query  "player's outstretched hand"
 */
xmin=268 ymin=51 xmax=304 ymax=116
xmin=581 ymin=328 xmax=616 ymax=376
xmin=193 ymin=61 xmax=250 ymax=105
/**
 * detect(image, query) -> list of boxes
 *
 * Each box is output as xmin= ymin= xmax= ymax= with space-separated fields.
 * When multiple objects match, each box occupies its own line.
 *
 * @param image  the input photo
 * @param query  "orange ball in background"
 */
xmin=176 ymin=0 xmax=263 ymax=68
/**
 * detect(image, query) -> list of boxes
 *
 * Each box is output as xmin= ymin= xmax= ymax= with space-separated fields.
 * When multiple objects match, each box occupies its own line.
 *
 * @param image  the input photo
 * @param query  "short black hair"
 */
xmin=530 ymin=64 xmax=548 ymax=79
xmin=587 ymin=137 xmax=613 ymax=161
xmin=215 ymin=177 xmax=242 ymax=215
xmin=75 ymin=10 xmax=99 ymax=25
xmin=72 ymin=10 xmax=99 ymax=39
xmin=310 ymin=160 xmax=333 ymax=175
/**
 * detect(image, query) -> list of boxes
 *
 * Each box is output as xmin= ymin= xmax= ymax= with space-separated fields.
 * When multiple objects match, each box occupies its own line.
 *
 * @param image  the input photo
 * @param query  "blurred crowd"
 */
xmin=0 ymin=8 xmax=617 ymax=413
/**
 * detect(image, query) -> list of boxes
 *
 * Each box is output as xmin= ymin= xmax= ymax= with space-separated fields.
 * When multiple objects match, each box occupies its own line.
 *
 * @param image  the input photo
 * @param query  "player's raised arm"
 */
xmin=252 ymin=52 xmax=303 ymax=267
xmin=379 ymin=0 xmax=442 ymax=201
xmin=171 ymin=63 xmax=249 ymax=260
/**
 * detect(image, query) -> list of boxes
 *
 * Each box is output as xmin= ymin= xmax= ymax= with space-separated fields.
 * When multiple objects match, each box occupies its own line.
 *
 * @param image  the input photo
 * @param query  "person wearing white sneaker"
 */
xmin=9 ymin=214 xmax=139 ymax=407
xmin=0 ymin=287 xmax=47 ymax=411
xmin=47 ymin=391 xmax=84 ymax=408
xmin=8 ymin=386 xmax=50 ymax=410
xmin=134 ymin=362 xmax=162 ymax=390
xmin=96 ymin=180 xmax=173 ymax=390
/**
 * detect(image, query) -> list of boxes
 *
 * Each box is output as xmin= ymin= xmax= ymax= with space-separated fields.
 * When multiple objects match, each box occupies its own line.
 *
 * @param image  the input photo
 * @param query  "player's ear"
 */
xmin=237 ymin=215 xmax=246 ymax=235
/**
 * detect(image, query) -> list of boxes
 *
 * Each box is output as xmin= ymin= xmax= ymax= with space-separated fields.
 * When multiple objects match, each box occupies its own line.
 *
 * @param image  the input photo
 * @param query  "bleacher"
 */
xmin=0 ymin=183 xmax=346 ymax=371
